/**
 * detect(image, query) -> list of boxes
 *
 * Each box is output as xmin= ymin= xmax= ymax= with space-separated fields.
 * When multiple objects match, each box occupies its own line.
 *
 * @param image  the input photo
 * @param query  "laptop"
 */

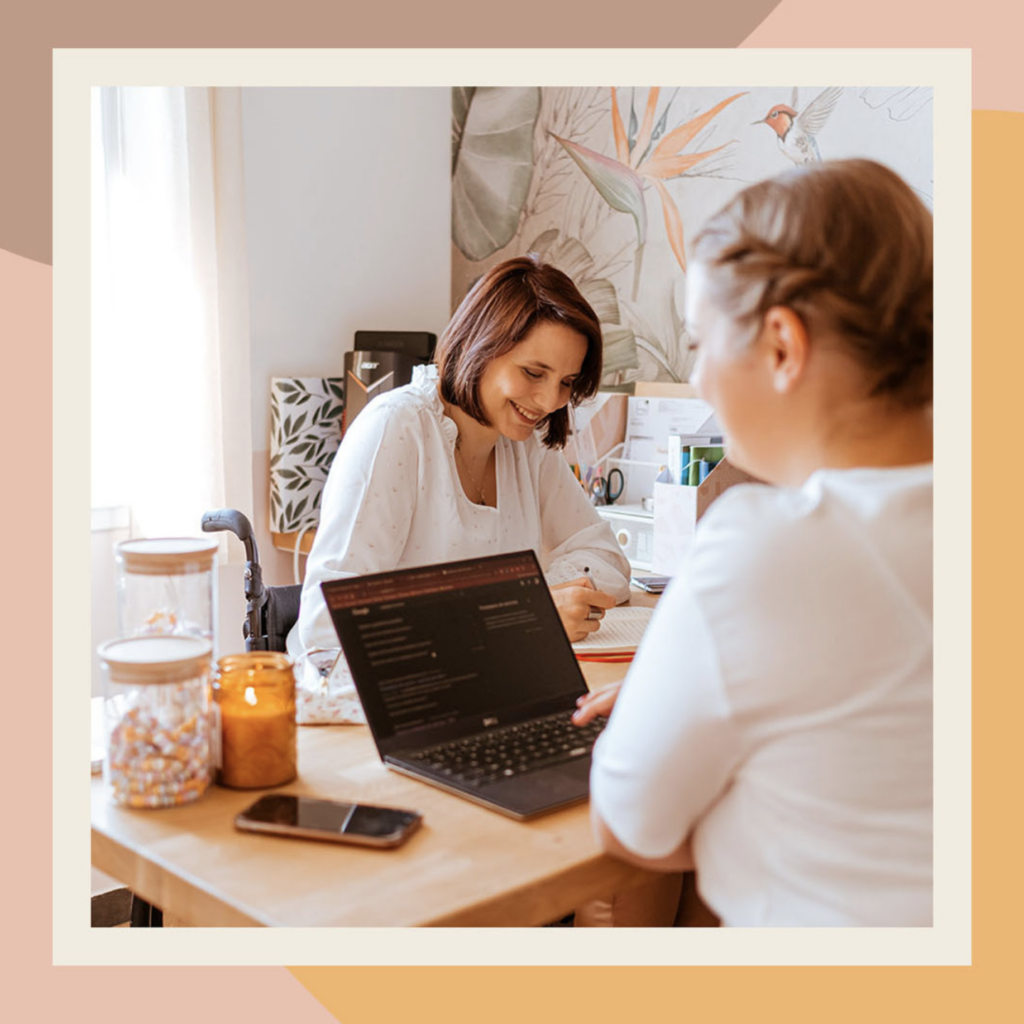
xmin=321 ymin=550 xmax=606 ymax=819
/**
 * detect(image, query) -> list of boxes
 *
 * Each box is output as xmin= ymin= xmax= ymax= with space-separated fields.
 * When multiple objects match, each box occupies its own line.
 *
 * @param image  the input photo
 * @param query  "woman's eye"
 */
xmin=522 ymin=368 xmax=542 ymax=380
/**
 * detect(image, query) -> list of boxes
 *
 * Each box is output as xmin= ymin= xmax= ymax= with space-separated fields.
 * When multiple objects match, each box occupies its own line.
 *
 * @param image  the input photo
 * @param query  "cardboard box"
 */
xmin=652 ymin=457 xmax=763 ymax=573
xmin=634 ymin=381 xmax=700 ymax=399
xmin=564 ymin=392 xmax=628 ymax=468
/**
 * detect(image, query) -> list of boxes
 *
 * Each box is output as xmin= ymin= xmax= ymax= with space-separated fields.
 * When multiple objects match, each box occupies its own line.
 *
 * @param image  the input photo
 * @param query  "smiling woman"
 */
xmin=287 ymin=254 xmax=631 ymax=716
xmin=474 ymin=321 xmax=587 ymax=443
xmin=436 ymin=255 xmax=604 ymax=448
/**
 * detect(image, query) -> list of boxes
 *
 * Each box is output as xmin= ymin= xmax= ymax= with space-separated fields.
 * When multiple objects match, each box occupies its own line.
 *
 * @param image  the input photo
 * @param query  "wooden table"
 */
xmin=91 ymin=595 xmax=660 ymax=927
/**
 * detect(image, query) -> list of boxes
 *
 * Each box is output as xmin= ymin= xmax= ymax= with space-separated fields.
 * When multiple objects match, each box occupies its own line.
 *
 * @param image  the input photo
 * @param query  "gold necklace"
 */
xmin=455 ymin=439 xmax=490 ymax=505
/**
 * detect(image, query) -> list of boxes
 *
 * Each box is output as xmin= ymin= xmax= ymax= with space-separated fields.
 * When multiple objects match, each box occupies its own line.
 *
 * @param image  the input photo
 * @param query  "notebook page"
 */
xmin=572 ymin=606 xmax=654 ymax=653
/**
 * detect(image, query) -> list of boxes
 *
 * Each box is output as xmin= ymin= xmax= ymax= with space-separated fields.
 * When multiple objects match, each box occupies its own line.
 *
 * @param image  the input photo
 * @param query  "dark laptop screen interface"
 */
xmin=323 ymin=552 xmax=586 ymax=743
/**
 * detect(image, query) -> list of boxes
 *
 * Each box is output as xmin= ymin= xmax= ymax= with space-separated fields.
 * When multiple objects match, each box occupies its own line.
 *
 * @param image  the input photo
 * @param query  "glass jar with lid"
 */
xmin=115 ymin=537 xmax=218 ymax=650
xmin=97 ymin=635 xmax=214 ymax=808
xmin=213 ymin=652 xmax=297 ymax=789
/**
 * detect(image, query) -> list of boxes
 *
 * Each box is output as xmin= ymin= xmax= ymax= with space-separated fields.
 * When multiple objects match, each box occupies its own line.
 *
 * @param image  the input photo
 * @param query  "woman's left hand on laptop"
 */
xmin=572 ymin=681 xmax=622 ymax=726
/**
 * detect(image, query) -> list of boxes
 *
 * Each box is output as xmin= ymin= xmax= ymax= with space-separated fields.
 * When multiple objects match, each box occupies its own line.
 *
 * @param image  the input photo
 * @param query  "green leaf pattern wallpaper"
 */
xmin=450 ymin=86 xmax=933 ymax=389
xmin=269 ymin=377 xmax=345 ymax=533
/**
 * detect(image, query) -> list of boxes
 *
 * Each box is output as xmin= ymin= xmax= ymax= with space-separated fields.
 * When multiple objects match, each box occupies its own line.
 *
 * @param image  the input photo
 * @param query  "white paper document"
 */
xmin=572 ymin=606 xmax=654 ymax=652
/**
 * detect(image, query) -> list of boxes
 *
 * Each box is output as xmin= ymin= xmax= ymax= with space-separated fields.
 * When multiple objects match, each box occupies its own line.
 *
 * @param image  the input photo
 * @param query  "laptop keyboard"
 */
xmin=406 ymin=711 xmax=607 ymax=787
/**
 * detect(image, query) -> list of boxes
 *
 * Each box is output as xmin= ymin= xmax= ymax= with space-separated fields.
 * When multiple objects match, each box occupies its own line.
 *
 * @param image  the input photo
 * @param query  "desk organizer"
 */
xmin=652 ymin=458 xmax=764 ymax=573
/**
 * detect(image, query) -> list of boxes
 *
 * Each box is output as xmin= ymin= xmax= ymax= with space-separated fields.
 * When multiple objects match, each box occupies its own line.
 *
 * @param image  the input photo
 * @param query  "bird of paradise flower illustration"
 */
xmin=753 ymin=86 xmax=843 ymax=165
xmin=552 ymin=88 xmax=746 ymax=299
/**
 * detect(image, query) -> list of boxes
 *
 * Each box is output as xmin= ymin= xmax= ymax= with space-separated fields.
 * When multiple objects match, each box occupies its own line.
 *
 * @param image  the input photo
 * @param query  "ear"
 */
xmin=760 ymin=305 xmax=810 ymax=393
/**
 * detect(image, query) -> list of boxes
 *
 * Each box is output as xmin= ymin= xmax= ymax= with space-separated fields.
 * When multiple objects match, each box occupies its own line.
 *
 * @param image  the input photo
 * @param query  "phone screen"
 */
xmin=239 ymin=794 xmax=421 ymax=840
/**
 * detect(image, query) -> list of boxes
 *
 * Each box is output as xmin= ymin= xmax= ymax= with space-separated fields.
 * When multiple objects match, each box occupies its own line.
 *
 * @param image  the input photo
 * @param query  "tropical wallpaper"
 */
xmin=451 ymin=86 xmax=933 ymax=387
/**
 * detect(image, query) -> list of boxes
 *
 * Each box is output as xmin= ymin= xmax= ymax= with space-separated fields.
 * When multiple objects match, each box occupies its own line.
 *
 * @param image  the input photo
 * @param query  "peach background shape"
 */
xmin=741 ymin=0 xmax=1021 ymax=111
xmin=0 ymin=244 xmax=333 ymax=1023
xmin=0 ymin=2 xmax=1013 ymax=1024
xmin=0 ymin=0 xmax=784 ymax=265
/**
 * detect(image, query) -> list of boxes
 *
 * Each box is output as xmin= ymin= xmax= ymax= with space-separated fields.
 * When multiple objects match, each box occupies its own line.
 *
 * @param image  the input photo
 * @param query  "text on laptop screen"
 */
xmin=322 ymin=552 xmax=586 ymax=742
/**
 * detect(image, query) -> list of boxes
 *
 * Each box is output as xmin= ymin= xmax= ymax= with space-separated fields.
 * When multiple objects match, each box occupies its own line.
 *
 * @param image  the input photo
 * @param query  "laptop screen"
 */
xmin=322 ymin=551 xmax=587 ymax=747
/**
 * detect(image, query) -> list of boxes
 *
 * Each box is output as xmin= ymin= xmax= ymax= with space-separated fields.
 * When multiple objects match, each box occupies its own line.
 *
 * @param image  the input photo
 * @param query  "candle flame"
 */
xmin=244 ymin=685 xmax=257 ymax=706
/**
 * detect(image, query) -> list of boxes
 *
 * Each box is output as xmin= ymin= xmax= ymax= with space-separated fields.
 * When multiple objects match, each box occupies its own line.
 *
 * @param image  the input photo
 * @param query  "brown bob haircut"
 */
xmin=690 ymin=158 xmax=933 ymax=408
xmin=436 ymin=254 xmax=603 ymax=448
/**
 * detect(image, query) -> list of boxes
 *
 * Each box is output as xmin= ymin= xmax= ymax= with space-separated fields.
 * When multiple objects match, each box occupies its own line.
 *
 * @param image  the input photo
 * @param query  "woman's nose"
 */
xmin=537 ymin=379 xmax=565 ymax=412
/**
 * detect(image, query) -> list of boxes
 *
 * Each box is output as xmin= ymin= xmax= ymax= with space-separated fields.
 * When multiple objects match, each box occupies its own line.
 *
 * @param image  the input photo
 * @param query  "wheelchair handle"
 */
xmin=202 ymin=509 xmax=259 ymax=565
xmin=201 ymin=508 xmax=266 ymax=612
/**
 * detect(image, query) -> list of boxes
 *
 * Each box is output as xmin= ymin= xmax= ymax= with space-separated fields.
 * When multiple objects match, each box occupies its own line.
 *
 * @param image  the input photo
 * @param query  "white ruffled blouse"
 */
xmin=286 ymin=367 xmax=631 ymax=720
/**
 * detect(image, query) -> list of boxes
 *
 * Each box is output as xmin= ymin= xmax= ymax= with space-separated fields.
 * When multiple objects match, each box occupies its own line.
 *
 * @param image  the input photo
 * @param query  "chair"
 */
xmin=201 ymin=509 xmax=302 ymax=652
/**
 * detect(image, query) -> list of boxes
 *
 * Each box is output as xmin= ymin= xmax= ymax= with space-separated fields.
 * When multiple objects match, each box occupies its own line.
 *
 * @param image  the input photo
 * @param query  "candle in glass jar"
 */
xmin=214 ymin=653 xmax=297 ymax=789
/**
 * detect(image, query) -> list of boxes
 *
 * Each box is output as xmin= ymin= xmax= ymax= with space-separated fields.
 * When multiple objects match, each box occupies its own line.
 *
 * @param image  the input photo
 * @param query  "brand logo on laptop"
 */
xmin=359 ymin=361 xmax=380 ymax=371
xmin=482 ymin=717 xmax=498 ymax=727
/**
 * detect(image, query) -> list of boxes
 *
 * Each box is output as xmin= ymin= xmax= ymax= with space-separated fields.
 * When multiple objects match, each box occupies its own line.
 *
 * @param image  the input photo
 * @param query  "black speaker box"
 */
xmin=353 ymin=330 xmax=437 ymax=360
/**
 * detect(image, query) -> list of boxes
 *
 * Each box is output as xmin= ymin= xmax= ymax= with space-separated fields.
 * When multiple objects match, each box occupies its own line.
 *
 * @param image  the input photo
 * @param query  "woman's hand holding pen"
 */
xmin=550 ymin=575 xmax=616 ymax=642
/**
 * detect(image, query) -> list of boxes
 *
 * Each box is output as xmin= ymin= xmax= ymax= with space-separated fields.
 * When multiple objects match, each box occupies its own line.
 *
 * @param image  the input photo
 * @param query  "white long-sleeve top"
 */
xmin=287 ymin=368 xmax=631 ymax=669
xmin=591 ymin=465 xmax=933 ymax=926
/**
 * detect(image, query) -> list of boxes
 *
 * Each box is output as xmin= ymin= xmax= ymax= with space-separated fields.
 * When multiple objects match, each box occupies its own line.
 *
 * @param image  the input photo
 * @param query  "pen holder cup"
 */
xmin=602 ymin=457 xmax=661 ymax=508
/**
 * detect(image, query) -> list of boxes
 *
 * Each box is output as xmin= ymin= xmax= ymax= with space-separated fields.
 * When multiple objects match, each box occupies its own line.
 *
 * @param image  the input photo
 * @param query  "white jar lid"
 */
xmin=116 ymin=537 xmax=218 ymax=576
xmin=98 ymin=635 xmax=213 ymax=685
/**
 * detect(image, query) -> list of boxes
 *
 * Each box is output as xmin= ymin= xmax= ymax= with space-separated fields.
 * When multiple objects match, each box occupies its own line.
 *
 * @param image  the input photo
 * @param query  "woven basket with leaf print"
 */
xmin=269 ymin=378 xmax=345 ymax=533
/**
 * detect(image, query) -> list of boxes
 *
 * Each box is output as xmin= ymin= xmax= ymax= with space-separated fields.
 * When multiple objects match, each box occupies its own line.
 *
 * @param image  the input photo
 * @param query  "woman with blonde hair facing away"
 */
xmin=575 ymin=159 xmax=933 ymax=926
xmin=288 ymin=255 xmax=630 ymax=705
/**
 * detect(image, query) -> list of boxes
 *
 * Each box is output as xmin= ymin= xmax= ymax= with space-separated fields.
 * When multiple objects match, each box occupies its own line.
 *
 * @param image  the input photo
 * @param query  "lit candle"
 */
xmin=214 ymin=653 xmax=297 ymax=789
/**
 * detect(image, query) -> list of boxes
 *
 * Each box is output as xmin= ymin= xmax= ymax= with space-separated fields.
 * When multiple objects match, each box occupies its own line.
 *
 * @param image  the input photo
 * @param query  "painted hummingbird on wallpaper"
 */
xmin=753 ymin=86 xmax=843 ymax=164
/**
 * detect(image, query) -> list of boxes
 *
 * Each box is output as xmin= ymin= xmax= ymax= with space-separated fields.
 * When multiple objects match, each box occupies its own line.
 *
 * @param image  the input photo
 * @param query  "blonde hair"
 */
xmin=690 ymin=159 xmax=932 ymax=407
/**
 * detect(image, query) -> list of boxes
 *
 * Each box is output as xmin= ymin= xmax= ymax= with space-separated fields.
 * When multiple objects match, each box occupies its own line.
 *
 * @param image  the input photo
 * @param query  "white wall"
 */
xmin=241 ymin=87 xmax=452 ymax=585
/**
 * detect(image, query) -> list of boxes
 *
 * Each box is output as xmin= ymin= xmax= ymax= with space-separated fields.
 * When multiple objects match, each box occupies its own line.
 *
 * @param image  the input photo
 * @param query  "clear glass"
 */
xmin=102 ymin=665 xmax=213 ymax=808
xmin=213 ymin=653 xmax=297 ymax=789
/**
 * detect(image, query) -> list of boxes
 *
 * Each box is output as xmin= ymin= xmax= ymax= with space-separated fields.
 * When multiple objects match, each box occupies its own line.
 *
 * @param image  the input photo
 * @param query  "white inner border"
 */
xmin=54 ymin=47 xmax=971 ymax=967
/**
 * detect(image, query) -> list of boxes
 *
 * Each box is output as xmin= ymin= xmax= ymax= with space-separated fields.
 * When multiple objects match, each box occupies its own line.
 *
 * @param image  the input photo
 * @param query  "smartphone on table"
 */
xmin=631 ymin=574 xmax=671 ymax=593
xmin=235 ymin=793 xmax=423 ymax=848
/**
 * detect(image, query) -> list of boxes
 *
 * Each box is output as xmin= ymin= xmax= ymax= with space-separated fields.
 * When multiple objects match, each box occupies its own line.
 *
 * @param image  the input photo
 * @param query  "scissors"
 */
xmin=589 ymin=467 xmax=624 ymax=506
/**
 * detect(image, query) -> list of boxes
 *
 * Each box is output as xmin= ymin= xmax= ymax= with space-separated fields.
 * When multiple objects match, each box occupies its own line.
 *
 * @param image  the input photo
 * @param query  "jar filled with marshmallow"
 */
xmin=98 ymin=635 xmax=214 ymax=808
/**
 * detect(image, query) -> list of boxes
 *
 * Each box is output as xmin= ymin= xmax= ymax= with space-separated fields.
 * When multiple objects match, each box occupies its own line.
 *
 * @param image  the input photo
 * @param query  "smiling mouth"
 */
xmin=511 ymin=401 xmax=543 ymax=424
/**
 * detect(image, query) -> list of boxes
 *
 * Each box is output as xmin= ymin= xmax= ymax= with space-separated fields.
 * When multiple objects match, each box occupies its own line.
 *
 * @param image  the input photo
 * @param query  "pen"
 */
xmin=581 ymin=566 xmax=603 ymax=621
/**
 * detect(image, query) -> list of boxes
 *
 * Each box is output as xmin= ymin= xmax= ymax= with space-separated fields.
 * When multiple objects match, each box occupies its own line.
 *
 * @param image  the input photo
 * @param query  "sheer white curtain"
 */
xmin=91 ymin=86 xmax=253 ymax=556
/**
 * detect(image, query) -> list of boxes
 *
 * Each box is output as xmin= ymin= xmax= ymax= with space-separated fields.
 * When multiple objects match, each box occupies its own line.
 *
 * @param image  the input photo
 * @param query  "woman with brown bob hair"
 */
xmin=577 ymin=159 xmax=934 ymax=926
xmin=288 ymin=255 xmax=631 ymax=709
xmin=437 ymin=255 xmax=604 ymax=448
